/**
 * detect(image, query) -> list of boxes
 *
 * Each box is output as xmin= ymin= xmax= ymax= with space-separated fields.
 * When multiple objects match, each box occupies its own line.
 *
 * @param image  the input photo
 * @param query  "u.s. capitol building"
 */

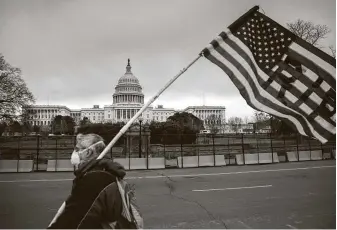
xmin=24 ymin=60 xmax=226 ymax=130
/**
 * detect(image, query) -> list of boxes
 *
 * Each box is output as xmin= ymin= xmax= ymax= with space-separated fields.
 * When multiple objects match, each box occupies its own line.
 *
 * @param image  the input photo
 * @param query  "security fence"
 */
xmin=0 ymin=133 xmax=335 ymax=172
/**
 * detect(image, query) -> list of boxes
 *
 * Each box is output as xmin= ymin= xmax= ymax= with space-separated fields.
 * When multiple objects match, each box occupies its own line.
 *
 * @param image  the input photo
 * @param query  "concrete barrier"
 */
xmin=278 ymin=155 xmax=287 ymax=162
xmin=245 ymin=153 xmax=259 ymax=165
xmin=286 ymin=152 xmax=298 ymax=162
xmin=18 ymin=160 xmax=34 ymax=172
xmin=215 ymin=155 xmax=226 ymax=166
xmin=130 ymin=158 xmax=147 ymax=170
xmin=113 ymin=158 xmax=130 ymax=170
xmin=310 ymin=150 xmax=322 ymax=161
xmin=0 ymin=160 xmax=18 ymax=172
xmin=47 ymin=160 xmax=74 ymax=172
xmin=298 ymin=151 xmax=311 ymax=161
xmin=177 ymin=156 xmax=198 ymax=168
xmin=258 ymin=153 xmax=279 ymax=164
xmin=199 ymin=155 xmax=215 ymax=167
xmin=0 ymin=160 xmax=34 ymax=172
xmin=148 ymin=158 xmax=165 ymax=169
xmin=323 ymin=152 xmax=332 ymax=159
xmin=235 ymin=154 xmax=244 ymax=165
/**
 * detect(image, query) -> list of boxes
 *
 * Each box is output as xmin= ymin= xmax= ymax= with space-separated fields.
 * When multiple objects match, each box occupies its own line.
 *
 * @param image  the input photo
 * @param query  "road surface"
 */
xmin=0 ymin=160 xmax=335 ymax=229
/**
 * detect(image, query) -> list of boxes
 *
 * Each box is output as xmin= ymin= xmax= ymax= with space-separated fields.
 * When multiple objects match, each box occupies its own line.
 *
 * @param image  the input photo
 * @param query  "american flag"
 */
xmin=202 ymin=6 xmax=336 ymax=143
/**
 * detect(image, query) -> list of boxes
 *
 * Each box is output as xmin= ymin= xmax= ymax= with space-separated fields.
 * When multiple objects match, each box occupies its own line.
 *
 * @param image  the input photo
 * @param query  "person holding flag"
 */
xmin=48 ymin=133 xmax=143 ymax=229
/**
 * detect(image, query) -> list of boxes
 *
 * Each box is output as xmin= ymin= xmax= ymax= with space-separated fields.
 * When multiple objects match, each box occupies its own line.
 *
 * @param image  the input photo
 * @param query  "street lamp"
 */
xmin=138 ymin=117 xmax=143 ymax=158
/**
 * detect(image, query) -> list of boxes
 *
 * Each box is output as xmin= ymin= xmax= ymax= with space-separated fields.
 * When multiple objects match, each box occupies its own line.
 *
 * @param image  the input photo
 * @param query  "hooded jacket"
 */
xmin=48 ymin=159 xmax=141 ymax=229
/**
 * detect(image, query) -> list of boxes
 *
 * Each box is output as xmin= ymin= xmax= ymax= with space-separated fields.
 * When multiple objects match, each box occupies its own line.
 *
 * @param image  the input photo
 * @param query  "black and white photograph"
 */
xmin=0 ymin=0 xmax=336 ymax=229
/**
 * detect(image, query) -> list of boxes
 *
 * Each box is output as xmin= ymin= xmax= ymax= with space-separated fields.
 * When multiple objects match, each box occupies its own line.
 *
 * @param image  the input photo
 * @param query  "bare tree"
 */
xmin=287 ymin=19 xmax=331 ymax=47
xmin=0 ymin=54 xmax=35 ymax=121
xmin=227 ymin=116 xmax=243 ymax=133
xmin=329 ymin=45 xmax=336 ymax=58
xmin=252 ymin=111 xmax=271 ymax=132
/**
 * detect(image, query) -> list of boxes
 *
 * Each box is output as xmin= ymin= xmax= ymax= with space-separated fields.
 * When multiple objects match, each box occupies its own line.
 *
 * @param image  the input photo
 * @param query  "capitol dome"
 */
xmin=113 ymin=59 xmax=144 ymax=105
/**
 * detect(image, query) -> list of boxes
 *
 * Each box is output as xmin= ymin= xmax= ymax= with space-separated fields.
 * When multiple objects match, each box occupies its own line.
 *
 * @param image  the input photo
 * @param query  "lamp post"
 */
xmin=138 ymin=117 xmax=143 ymax=158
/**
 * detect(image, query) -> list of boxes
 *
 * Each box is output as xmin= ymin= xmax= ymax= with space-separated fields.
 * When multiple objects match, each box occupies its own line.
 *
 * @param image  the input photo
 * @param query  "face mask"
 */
xmin=70 ymin=152 xmax=81 ymax=166
xmin=70 ymin=141 xmax=104 ymax=167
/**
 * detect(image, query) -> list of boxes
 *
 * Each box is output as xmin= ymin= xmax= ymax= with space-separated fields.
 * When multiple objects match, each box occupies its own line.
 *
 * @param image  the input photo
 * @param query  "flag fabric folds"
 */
xmin=202 ymin=6 xmax=336 ymax=143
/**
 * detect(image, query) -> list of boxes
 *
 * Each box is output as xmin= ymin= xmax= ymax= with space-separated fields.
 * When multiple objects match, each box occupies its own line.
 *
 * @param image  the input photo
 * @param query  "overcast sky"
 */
xmin=0 ymin=0 xmax=335 ymax=119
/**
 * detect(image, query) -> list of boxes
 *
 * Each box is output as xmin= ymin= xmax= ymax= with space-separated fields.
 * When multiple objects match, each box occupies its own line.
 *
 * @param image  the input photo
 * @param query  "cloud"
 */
xmin=0 ymin=0 xmax=335 ymax=119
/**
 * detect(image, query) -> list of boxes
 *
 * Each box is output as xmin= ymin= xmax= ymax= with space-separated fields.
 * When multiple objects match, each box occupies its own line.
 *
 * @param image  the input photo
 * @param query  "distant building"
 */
xmin=23 ymin=59 xmax=227 ymax=131
xmin=184 ymin=106 xmax=226 ymax=132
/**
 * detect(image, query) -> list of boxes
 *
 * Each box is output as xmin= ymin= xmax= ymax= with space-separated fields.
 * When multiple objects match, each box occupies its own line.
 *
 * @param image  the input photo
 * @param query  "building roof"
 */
xmin=183 ymin=106 xmax=226 ymax=111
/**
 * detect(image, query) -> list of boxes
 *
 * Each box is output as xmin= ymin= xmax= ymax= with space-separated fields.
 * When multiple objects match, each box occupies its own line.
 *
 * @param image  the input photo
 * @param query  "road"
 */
xmin=0 ymin=160 xmax=335 ymax=229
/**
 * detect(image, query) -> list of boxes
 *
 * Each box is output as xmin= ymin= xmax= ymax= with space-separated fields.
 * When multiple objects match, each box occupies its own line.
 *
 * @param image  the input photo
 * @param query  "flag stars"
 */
xmin=271 ymin=53 xmax=275 ymax=56
xmin=288 ymin=37 xmax=292 ymax=41
xmin=258 ymin=42 xmax=262 ymax=45
xmin=242 ymin=27 xmax=246 ymax=30
xmin=237 ymin=32 xmax=241 ymax=35
xmin=266 ymin=65 xmax=270 ymax=69
xmin=264 ymin=42 xmax=268 ymax=45
xmin=265 ymin=54 xmax=269 ymax=57
xmin=259 ymin=60 xmax=263 ymax=63
xmin=273 ymin=28 xmax=277 ymax=31
xmin=277 ymin=52 xmax=281 ymax=56
xmin=265 ymin=47 xmax=269 ymax=51
xmin=265 ymin=59 xmax=269 ymax=63
xmin=272 ymin=59 xmax=275 ymax=62
xmin=277 ymin=46 xmax=280 ymax=49
xmin=280 ymin=38 xmax=284 ymax=42
xmin=280 ymin=32 xmax=284 ymax=36
xmin=259 ymin=54 xmax=262 ymax=57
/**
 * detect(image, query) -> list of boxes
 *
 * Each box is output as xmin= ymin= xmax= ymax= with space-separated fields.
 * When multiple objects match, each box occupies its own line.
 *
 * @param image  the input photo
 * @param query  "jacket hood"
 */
xmin=74 ymin=158 xmax=126 ymax=179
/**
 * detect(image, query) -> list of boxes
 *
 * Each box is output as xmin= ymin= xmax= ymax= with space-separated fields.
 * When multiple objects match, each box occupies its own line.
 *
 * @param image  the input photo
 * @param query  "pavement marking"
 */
xmin=286 ymin=224 xmax=298 ymax=229
xmin=0 ymin=178 xmax=73 ymax=183
xmin=192 ymin=184 xmax=272 ymax=192
xmin=127 ymin=165 xmax=335 ymax=179
xmin=237 ymin=220 xmax=252 ymax=229
xmin=0 ymin=165 xmax=334 ymax=183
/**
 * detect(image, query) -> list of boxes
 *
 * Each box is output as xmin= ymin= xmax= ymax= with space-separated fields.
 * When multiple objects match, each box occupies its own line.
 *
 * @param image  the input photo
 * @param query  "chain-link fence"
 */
xmin=0 ymin=133 xmax=335 ymax=171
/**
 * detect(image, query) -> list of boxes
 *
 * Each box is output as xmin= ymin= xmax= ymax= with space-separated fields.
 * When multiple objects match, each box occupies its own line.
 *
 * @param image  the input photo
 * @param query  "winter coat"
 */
xmin=48 ymin=159 xmax=143 ymax=229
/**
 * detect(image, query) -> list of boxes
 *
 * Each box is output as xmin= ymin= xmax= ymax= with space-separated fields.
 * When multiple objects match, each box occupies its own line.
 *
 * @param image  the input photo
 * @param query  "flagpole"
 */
xmin=49 ymin=53 xmax=203 ymax=226
xmin=96 ymin=53 xmax=203 ymax=160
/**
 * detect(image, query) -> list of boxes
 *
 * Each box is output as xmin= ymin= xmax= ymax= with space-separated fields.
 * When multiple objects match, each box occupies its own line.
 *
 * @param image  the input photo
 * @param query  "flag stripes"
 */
xmin=202 ymin=7 xmax=336 ymax=143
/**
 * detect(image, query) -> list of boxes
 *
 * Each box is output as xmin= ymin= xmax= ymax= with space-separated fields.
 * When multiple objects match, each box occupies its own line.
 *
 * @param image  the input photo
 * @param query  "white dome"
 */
xmin=112 ymin=59 xmax=144 ymax=105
